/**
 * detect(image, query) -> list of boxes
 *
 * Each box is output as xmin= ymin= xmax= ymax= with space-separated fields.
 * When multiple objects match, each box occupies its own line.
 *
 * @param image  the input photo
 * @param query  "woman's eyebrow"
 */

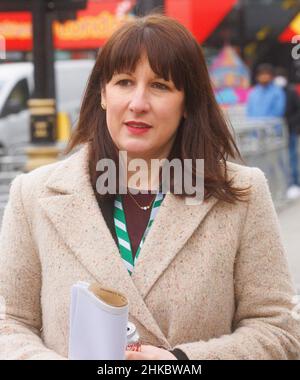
xmin=113 ymin=72 xmax=171 ymax=83
xmin=153 ymin=75 xmax=173 ymax=82
xmin=114 ymin=71 xmax=132 ymax=76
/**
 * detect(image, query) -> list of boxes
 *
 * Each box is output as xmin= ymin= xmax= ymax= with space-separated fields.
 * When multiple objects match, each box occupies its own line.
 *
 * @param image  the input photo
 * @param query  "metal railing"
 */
xmin=0 ymin=145 xmax=27 ymax=223
xmin=225 ymin=105 xmax=293 ymax=209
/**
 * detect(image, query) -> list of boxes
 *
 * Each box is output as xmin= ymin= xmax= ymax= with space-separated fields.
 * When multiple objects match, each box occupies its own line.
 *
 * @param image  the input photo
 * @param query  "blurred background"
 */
xmin=0 ymin=0 xmax=299 ymax=290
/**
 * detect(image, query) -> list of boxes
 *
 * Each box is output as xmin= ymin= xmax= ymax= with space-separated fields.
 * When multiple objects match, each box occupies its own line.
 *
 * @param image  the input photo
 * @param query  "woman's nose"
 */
xmin=128 ymin=88 xmax=150 ymax=113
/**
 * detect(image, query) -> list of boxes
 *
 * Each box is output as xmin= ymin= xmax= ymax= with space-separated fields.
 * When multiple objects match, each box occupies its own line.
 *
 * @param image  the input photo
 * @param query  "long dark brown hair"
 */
xmin=65 ymin=14 xmax=250 ymax=203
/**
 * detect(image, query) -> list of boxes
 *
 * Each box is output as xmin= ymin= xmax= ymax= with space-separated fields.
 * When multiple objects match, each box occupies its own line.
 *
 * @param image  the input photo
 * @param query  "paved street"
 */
xmin=278 ymin=198 xmax=300 ymax=292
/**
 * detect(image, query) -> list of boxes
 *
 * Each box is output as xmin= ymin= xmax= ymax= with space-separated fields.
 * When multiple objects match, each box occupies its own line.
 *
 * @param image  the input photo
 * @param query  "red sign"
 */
xmin=0 ymin=11 xmax=32 ymax=51
xmin=54 ymin=1 xmax=135 ymax=50
xmin=165 ymin=0 xmax=237 ymax=43
xmin=0 ymin=0 xmax=135 ymax=51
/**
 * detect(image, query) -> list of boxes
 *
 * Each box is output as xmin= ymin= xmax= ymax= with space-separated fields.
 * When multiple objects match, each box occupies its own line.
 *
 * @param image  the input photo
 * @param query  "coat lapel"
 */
xmin=38 ymin=145 xmax=219 ymax=347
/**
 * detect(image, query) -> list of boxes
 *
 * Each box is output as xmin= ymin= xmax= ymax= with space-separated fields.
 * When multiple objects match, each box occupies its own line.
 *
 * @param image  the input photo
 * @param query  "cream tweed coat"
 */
xmin=0 ymin=145 xmax=299 ymax=360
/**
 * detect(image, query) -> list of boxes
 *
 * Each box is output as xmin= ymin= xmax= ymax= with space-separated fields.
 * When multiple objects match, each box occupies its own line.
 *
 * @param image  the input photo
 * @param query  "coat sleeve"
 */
xmin=272 ymin=88 xmax=286 ymax=117
xmin=0 ymin=175 xmax=66 ymax=360
xmin=246 ymin=89 xmax=255 ymax=117
xmin=175 ymin=168 xmax=300 ymax=359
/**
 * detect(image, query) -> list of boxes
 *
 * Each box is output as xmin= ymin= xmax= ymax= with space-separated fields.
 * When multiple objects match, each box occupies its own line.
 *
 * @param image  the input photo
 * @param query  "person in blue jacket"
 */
xmin=247 ymin=64 xmax=286 ymax=118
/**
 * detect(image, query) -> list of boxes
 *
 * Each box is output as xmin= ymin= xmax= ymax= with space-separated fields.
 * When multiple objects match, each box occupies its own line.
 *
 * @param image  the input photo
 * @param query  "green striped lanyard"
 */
xmin=113 ymin=193 xmax=164 ymax=275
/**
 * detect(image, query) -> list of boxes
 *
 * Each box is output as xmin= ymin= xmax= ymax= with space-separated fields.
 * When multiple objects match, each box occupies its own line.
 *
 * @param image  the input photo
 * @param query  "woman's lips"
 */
xmin=124 ymin=122 xmax=152 ymax=135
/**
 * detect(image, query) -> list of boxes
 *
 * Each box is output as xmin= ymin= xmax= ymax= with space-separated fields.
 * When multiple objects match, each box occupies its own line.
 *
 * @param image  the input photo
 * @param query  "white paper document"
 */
xmin=68 ymin=281 xmax=129 ymax=360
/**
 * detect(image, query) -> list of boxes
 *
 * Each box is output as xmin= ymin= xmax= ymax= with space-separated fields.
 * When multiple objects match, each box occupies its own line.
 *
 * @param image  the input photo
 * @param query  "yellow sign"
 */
xmin=54 ymin=12 xmax=133 ymax=41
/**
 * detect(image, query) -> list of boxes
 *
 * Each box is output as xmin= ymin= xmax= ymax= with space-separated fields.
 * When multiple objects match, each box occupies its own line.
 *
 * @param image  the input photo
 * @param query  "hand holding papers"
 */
xmin=68 ymin=281 xmax=129 ymax=360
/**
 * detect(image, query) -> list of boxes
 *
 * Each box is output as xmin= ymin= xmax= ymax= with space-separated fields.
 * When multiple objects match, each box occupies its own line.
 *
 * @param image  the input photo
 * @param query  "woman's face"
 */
xmin=101 ymin=55 xmax=186 ymax=160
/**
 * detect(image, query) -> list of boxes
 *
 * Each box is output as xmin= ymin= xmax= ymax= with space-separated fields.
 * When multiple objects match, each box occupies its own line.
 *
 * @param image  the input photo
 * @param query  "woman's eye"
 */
xmin=152 ymin=82 xmax=168 ymax=90
xmin=116 ymin=79 xmax=132 ymax=87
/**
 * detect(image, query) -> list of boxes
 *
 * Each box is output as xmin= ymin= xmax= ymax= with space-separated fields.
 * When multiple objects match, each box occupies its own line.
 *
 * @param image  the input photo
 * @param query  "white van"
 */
xmin=0 ymin=60 xmax=95 ymax=151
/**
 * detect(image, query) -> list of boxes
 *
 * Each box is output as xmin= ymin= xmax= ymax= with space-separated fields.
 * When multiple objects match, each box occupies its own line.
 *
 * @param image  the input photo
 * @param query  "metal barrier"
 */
xmin=0 ymin=148 xmax=26 ymax=223
xmin=224 ymin=105 xmax=293 ymax=208
xmin=0 ymin=156 xmax=26 ymax=172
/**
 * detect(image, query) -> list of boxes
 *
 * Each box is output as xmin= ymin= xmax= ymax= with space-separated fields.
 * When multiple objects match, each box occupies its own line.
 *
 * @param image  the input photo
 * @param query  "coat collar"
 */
xmin=38 ymin=144 xmax=219 ymax=347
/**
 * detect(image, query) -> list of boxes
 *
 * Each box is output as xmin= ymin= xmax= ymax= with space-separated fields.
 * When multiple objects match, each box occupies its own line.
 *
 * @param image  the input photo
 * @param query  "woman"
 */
xmin=0 ymin=14 xmax=299 ymax=360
